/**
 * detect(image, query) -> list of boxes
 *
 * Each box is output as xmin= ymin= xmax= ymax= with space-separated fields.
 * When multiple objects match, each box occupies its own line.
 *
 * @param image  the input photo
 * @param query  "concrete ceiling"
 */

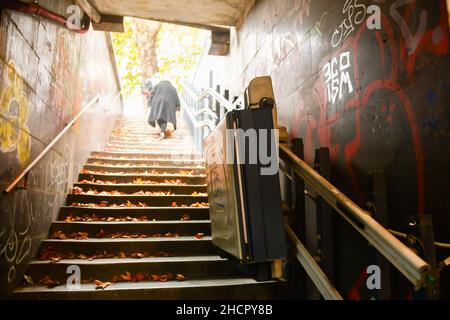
xmin=89 ymin=0 xmax=254 ymax=29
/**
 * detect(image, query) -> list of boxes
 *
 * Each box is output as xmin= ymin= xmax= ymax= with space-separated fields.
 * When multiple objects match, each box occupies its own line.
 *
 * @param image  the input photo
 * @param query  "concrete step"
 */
xmin=83 ymin=164 xmax=205 ymax=175
xmin=49 ymin=220 xmax=211 ymax=236
xmin=39 ymin=237 xmax=216 ymax=256
xmin=107 ymin=140 xmax=193 ymax=145
xmin=108 ymin=136 xmax=191 ymax=141
xmin=14 ymin=278 xmax=286 ymax=300
xmin=78 ymin=173 xmax=206 ymax=185
xmin=72 ymin=183 xmax=207 ymax=195
xmin=66 ymin=194 xmax=208 ymax=207
xmin=87 ymin=156 xmax=205 ymax=167
xmin=108 ymin=134 xmax=192 ymax=140
xmin=59 ymin=207 xmax=210 ymax=221
xmin=25 ymin=256 xmax=244 ymax=284
xmin=108 ymin=134 xmax=193 ymax=140
xmin=104 ymin=148 xmax=197 ymax=154
xmin=91 ymin=151 xmax=203 ymax=161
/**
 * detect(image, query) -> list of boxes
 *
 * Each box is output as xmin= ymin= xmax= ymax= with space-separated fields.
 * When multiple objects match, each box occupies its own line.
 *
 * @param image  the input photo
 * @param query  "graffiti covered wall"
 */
xmin=219 ymin=0 xmax=450 ymax=298
xmin=0 ymin=0 xmax=122 ymax=297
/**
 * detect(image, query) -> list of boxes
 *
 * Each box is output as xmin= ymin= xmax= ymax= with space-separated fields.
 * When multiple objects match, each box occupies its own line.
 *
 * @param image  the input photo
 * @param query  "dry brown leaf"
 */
xmin=51 ymin=231 xmax=67 ymax=240
xmin=150 ymin=274 xmax=160 ymax=282
xmin=176 ymin=274 xmax=187 ymax=282
xmin=73 ymin=187 xmax=83 ymax=194
xmin=121 ymin=271 xmax=132 ymax=281
xmin=195 ymin=233 xmax=205 ymax=240
xmin=39 ymin=275 xmax=60 ymax=288
xmin=50 ymin=257 xmax=61 ymax=263
xmin=95 ymin=280 xmax=111 ymax=290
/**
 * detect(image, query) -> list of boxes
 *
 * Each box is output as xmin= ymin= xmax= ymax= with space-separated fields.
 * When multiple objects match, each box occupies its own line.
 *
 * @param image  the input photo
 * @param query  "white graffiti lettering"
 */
xmin=323 ymin=51 xmax=354 ymax=104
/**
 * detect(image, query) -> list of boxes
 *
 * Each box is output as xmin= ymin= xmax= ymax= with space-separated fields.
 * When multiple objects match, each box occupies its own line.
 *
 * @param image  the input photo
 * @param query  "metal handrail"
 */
xmin=285 ymin=223 xmax=343 ymax=300
xmin=3 ymin=92 xmax=121 ymax=194
xmin=192 ymin=107 xmax=218 ymax=120
xmin=279 ymin=143 xmax=431 ymax=289
xmin=180 ymin=96 xmax=216 ymax=131
xmin=181 ymin=82 xmax=217 ymax=121
xmin=198 ymin=88 xmax=234 ymax=111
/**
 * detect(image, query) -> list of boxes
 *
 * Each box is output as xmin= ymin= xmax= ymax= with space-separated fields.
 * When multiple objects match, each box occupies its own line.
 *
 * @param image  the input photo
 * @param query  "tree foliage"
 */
xmin=156 ymin=24 xmax=209 ymax=91
xmin=112 ymin=20 xmax=209 ymax=97
xmin=111 ymin=19 xmax=142 ymax=97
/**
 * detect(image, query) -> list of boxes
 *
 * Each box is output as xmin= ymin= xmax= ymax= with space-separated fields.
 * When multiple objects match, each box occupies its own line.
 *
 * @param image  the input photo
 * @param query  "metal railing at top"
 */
xmin=197 ymin=87 xmax=234 ymax=112
xmin=180 ymin=82 xmax=235 ymax=152
xmin=2 ymin=91 xmax=122 ymax=194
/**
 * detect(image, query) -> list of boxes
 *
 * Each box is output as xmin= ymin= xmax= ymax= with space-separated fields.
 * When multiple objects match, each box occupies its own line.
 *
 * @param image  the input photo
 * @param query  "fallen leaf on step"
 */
xmin=95 ymin=280 xmax=111 ymax=290
xmin=176 ymin=274 xmax=187 ymax=282
xmin=99 ymin=201 xmax=109 ymax=207
xmin=195 ymin=233 xmax=205 ymax=240
xmin=150 ymin=274 xmax=160 ymax=282
xmin=68 ymin=232 xmax=89 ymax=240
xmin=130 ymin=252 xmax=145 ymax=259
xmin=39 ymin=276 xmax=60 ymax=288
xmin=159 ymin=274 xmax=168 ymax=282
xmin=121 ymin=271 xmax=132 ymax=281
xmin=164 ymin=233 xmax=179 ymax=238
xmin=50 ymin=257 xmax=61 ymax=263
xmin=165 ymin=272 xmax=175 ymax=281
xmin=73 ymin=187 xmax=83 ymax=194
xmin=135 ymin=272 xmax=148 ymax=282
xmin=51 ymin=231 xmax=67 ymax=240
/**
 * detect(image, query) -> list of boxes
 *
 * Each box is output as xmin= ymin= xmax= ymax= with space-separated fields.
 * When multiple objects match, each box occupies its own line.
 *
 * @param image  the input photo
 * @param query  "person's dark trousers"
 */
xmin=157 ymin=119 xmax=167 ymax=133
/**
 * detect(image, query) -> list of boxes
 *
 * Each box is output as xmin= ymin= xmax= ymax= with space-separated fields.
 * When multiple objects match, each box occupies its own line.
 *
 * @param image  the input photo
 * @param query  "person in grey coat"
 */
xmin=141 ymin=78 xmax=153 ymax=107
xmin=148 ymin=80 xmax=181 ymax=139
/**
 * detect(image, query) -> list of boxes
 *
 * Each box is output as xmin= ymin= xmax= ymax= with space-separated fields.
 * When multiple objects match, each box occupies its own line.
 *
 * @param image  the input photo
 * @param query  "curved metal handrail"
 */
xmin=3 ymin=92 xmax=121 ymax=194
xmin=180 ymin=96 xmax=216 ymax=131
xmin=193 ymin=107 xmax=218 ymax=120
xmin=198 ymin=88 xmax=233 ymax=112
xmin=279 ymin=142 xmax=431 ymax=289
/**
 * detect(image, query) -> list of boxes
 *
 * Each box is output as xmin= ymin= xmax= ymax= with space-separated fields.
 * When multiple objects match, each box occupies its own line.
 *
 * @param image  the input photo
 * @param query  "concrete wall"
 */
xmin=201 ymin=0 xmax=450 ymax=298
xmin=0 ymin=0 xmax=122 ymax=297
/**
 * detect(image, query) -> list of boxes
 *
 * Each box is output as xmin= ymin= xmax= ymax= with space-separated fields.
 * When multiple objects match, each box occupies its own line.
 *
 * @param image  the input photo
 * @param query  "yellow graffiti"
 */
xmin=0 ymin=60 xmax=31 ymax=165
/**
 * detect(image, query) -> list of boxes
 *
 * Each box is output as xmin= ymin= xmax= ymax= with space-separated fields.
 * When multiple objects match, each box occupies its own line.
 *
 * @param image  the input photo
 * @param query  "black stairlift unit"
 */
xmin=204 ymin=77 xmax=286 ymax=281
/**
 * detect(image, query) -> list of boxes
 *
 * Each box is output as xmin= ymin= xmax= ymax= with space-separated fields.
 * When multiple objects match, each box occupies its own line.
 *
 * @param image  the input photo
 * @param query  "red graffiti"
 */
xmin=292 ymin=0 xmax=448 ymax=213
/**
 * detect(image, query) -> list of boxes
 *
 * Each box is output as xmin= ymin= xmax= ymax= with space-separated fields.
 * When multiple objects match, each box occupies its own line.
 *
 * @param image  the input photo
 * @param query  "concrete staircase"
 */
xmin=14 ymin=116 xmax=286 ymax=299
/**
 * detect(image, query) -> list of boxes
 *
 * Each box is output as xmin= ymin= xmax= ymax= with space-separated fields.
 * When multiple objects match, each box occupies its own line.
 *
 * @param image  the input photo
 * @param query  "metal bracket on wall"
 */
xmin=407 ymin=214 xmax=440 ymax=299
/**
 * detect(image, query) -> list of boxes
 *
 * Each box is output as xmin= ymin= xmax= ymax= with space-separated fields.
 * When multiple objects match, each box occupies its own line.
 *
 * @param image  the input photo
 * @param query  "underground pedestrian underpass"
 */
xmin=0 ymin=0 xmax=449 ymax=301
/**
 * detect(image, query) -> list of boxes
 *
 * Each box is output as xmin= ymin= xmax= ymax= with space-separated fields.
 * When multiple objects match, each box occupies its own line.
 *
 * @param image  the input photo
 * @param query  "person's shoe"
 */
xmin=159 ymin=132 xmax=165 ymax=140
xmin=164 ymin=130 xmax=173 ymax=139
